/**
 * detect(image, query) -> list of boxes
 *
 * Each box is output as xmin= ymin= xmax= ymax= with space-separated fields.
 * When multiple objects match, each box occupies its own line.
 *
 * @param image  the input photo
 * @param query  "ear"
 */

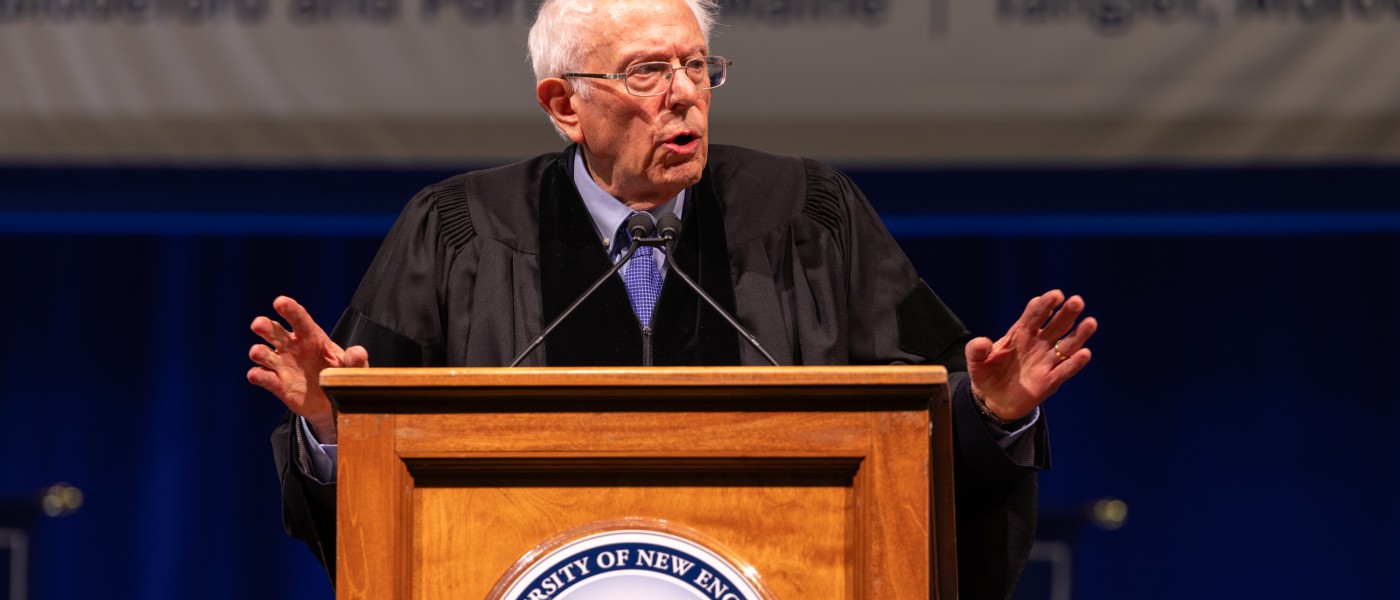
xmin=537 ymin=78 xmax=584 ymax=143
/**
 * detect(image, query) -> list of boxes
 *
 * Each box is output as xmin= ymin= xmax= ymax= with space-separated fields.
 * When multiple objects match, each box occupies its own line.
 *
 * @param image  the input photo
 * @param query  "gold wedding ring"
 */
xmin=1053 ymin=340 xmax=1069 ymax=362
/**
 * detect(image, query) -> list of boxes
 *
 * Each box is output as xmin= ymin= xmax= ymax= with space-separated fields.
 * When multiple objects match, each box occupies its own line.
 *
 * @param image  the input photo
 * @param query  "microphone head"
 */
xmin=656 ymin=213 xmax=682 ymax=241
xmin=626 ymin=212 xmax=654 ymax=240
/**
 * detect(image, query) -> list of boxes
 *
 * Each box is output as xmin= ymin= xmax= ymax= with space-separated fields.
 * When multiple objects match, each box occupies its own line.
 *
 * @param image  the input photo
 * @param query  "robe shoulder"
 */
xmin=706 ymin=144 xmax=871 ymax=252
xmin=333 ymin=151 xmax=563 ymax=364
xmin=394 ymin=150 xmax=562 ymax=254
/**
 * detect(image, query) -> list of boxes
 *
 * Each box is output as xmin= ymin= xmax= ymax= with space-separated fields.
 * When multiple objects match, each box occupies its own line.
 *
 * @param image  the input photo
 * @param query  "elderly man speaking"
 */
xmin=248 ymin=0 xmax=1097 ymax=598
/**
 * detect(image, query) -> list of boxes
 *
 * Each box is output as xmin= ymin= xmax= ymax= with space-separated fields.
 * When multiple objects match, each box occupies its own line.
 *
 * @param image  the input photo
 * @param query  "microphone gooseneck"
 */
xmin=628 ymin=211 xmax=661 ymax=366
xmin=508 ymin=227 xmax=650 ymax=367
xmin=509 ymin=212 xmax=779 ymax=367
xmin=655 ymin=214 xmax=780 ymax=366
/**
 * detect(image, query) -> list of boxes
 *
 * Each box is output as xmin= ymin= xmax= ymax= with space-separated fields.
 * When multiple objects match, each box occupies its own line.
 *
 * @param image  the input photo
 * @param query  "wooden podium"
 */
xmin=321 ymin=365 xmax=958 ymax=599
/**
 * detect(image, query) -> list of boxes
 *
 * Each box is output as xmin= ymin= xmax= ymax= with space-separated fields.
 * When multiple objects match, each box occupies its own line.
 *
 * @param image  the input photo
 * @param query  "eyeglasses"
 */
xmin=562 ymin=56 xmax=731 ymax=97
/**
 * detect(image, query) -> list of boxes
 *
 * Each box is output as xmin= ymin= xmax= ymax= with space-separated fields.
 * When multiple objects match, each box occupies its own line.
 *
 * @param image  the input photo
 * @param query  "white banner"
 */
xmin=3 ymin=0 xmax=1399 ymax=163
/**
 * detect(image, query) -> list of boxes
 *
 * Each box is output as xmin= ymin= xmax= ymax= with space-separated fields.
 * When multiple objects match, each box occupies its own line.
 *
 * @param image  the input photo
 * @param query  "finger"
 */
xmin=246 ymin=365 xmax=282 ymax=393
xmin=342 ymin=345 xmax=371 ymax=368
xmin=964 ymin=337 xmax=994 ymax=364
xmin=274 ymin=296 xmax=326 ymax=337
xmin=1049 ymin=317 xmax=1089 ymax=363
xmin=250 ymin=315 xmax=292 ymax=348
xmin=1050 ymin=347 xmax=1092 ymax=383
xmin=1062 ymin=316 xmax=1098 ymax=349
xmin=1049 ymin=316 xmax=1097 ymax=356
xmin=1040 ymin=294 xmax=1087 ymax=341
xmin=248 ymin=344 xmax=281 ymax=370
xmin=1014 ymin=289 xmax=1064 ymax=333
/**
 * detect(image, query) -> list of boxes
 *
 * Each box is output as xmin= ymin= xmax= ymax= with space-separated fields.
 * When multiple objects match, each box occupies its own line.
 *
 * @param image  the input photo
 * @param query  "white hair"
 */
xmin=528 ymin=0 xmax=721 ymax=97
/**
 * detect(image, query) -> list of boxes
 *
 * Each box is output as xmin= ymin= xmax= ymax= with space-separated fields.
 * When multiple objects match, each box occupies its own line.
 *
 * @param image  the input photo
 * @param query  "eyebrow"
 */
xmin=621 ymin=46 xmax=707 ymax=67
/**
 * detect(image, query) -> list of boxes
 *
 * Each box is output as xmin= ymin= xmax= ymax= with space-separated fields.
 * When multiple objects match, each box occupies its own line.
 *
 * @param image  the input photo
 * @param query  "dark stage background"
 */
xmin=1 ymin=163 xmax=1397 ymax=599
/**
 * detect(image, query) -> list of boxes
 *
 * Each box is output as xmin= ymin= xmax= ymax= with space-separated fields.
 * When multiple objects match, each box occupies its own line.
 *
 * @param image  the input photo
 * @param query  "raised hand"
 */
xmin=965 ymin=290 xmax=1097 ymax=422
xmin=247 ymin=296 xmax=368 ymax=444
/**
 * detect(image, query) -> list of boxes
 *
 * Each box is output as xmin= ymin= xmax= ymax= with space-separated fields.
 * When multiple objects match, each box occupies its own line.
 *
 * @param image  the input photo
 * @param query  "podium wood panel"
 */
xmin=414 ymin=484 xmax=851 ymax=598
xmin=325 ymin=366 xmax=956 ymax=599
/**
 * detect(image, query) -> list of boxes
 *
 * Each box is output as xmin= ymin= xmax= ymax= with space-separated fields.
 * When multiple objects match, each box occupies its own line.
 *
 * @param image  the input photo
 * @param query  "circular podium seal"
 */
xmin=486 ymin=519 xmax=774 ymax=600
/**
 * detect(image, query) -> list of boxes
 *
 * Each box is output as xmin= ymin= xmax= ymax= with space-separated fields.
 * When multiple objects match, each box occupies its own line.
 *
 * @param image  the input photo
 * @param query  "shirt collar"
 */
xmin=572 ymin=149 xmax=685 ymax=257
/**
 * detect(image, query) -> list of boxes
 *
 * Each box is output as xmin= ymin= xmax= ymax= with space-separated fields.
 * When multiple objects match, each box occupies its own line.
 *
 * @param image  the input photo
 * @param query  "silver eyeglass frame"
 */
xmin=561 ymin=56 xmax=732 ymax=97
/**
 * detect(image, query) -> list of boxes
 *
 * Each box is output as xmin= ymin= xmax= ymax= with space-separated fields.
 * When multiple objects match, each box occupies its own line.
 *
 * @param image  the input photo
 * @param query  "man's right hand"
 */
xmin=247 ymin=296 xmax=369 ymax=445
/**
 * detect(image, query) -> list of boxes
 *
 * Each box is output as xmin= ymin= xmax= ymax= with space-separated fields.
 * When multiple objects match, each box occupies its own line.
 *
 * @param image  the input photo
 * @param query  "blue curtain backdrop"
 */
xmin=1 ymin=163 xmax=1397 ymax=599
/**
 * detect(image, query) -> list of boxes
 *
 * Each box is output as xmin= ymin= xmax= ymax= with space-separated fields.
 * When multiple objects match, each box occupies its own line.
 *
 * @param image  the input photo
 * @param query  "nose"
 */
xmin=665 ymin=64 xmax=700 ymax=109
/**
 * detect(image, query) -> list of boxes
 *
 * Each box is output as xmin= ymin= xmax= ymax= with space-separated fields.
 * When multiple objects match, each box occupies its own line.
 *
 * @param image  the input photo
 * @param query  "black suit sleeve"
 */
xmin=270 ymin=412 xmax=337 ymax=584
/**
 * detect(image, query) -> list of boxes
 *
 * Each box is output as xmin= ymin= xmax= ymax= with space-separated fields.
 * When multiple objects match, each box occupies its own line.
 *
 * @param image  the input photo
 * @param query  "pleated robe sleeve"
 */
xmin=712 ymin=145 xmax=1048 ymax=600
xmin=809 ymin=159 xmax=1050 ymax=600
xmin=268 ymin=180 xmax=474 ymax=585
xmin=269 ymin=158 xmax=550 ymax=585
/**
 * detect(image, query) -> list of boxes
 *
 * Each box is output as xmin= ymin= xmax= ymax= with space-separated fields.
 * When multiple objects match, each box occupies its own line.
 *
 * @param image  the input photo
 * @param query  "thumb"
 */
xmin=964 ymin=336 xmax=994 ymax=365
xmin=342 ymin=345 xmax=371 ymax=368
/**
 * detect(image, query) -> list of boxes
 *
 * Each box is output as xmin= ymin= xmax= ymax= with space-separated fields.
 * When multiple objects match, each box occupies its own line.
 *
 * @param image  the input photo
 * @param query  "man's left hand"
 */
xmin=965 ymin=289 xmax=1097 ymax=421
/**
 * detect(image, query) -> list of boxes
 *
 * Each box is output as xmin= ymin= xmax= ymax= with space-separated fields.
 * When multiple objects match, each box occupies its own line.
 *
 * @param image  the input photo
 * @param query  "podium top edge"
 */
xmin=320 ymin=365 xmax=948 ymax=390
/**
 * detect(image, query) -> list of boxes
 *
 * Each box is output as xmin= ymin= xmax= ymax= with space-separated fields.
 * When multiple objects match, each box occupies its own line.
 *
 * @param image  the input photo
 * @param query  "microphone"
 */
xmin=656 ymin=212 xmax=681 ymax=242
xmin=655 ymin=213 xmax=780 ymax=366
xmin=627 ymin=211 xmax=653 ymax=244
xmin=507 ymin=213 xmax=663 ymax=367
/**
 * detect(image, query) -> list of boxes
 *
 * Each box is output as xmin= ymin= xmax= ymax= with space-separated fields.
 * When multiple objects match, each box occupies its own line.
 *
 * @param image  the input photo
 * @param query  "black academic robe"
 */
xmin=272 ymin=144 xmax=1048 ymax=600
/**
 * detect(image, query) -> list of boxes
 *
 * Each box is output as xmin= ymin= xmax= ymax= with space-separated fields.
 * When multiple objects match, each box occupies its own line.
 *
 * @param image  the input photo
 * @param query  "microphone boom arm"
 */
xmin=510 ymin=211 xmax=780 ymax=367
xmin=508 ymin=241 xmax=648 ymax=367
xmin=661 ymin=235 xmax=781 ymax=367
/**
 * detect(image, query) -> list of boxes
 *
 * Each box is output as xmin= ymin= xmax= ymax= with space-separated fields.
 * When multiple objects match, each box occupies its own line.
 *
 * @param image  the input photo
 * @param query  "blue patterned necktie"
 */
xmin=621 ymin=215 xmax=663 ymax=327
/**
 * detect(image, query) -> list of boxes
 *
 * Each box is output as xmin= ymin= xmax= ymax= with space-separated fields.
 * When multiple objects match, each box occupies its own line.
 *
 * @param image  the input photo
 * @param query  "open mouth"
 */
xmin=670 ymin=133 xmax=695 ymax=146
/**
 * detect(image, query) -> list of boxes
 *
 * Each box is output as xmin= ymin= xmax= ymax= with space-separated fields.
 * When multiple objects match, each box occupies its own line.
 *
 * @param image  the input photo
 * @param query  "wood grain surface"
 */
xmin=330 ymin=366 xmax=953 ymax=599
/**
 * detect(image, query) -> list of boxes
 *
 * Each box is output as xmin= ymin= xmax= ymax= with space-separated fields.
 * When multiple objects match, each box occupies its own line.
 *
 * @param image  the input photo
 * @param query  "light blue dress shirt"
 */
xmin=572 ymin=151 xmax=684 ymax=271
